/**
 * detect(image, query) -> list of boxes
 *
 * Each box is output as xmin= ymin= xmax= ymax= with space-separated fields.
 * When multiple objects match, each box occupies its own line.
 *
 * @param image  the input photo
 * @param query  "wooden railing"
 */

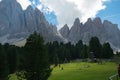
xmin=109 ymin=74 xmax=119 ymax=80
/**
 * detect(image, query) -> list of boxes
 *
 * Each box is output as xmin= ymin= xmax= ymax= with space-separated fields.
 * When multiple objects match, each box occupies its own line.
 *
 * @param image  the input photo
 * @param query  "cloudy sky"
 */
xmin=17 ymin=0 xmax=120 ymax=30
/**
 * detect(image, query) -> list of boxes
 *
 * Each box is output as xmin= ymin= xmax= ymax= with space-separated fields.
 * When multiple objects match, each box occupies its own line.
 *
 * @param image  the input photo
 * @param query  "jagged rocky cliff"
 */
xmin=0 ymin=0 xmax=120 ymax=50
xmin=59 ymin=17 xmax=120 ymax=50
xmin=0 ymin=0 xmax=64 ymax=44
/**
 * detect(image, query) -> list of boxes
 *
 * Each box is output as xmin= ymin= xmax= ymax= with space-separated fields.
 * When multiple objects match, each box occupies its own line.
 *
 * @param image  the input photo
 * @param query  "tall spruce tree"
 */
xmin=102 ymin=43 xmax=113 ymax=58
xmin=7 ymin=45 xmax=18 ymax=74
xmin=23 ymin=32 xmax=51 ymax=80
xmin=89 ymin=37 xmax=102 ymax=58
xmin=81 ymin=45 xmax=88 ymax=59
xmin=75 ymin=40 xmax=83 ymax=58
xmin=0 ymin=44 xmax=8 ymax=80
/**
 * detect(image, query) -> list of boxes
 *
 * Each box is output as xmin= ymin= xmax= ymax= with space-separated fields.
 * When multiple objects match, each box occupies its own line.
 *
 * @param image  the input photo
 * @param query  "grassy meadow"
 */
xmin=9 ymin=62 xmax=118 ymax=80
xmin=48 ymin=62 xmax=118 ymax=80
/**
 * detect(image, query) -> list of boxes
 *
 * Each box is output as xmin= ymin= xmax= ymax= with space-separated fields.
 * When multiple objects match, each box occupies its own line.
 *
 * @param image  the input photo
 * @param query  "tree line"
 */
xmin=0 ymin=32 xmax=51 ymax=80
xmin=47 ymin=37 xmax=114 ymax=65
xmin=0 ymin=32 xmax=114 ymax=80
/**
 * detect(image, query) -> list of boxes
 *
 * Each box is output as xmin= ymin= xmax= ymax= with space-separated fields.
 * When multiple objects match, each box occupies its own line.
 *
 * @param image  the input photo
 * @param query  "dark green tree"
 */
xmin=102 ymin=43 xmax=114 ymax=58
xmin=81 ymin=45 xmax=88 ymax=59
xmin=116 ymin=51 xmax=120 ymax=57
xmin=75 ymin=40 xmax=83 ymax=58
xmin=53 ymin=53 xmax=59 ymax=66
xmin=52 ymin=41 xmax=60 ymax=64
xmin=46 ymin=42 xmax=54 ymax=64
xmin=7 ymin=45 xmax=18 ymax=74
xmin=89 ymin=37 xmax=102 ymax=58
xmin=0 ymin=43 xmax=9 ymax=80
xmin=64 ymin=42 xmax=72 ymax=61
xmin=57 ymin=43 xmax=66 ymax=63
xmin=23 ymin=32 xmax=52 ymax=80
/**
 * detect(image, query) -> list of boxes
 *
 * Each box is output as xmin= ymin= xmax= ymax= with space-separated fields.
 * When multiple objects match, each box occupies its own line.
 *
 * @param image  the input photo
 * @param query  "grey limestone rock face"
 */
xmin=0 ymin=0 xmax=64 ymax=44
xmin=103 ymin=20 xmax=120 ymax=49
xmin=59 ymin=24 xmax=69 ymax=38
xmin=68 ymin=18 xmax=83 ymax=43
xmin=59 ymin=17 xmax=120 ymax=50
xmin=0 ymin=0 xmax=120 ymax=50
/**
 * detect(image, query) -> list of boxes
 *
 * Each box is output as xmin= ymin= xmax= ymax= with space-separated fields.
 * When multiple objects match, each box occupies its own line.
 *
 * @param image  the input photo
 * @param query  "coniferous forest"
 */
xmin=0 ymin=32 xmax=114 ymax=80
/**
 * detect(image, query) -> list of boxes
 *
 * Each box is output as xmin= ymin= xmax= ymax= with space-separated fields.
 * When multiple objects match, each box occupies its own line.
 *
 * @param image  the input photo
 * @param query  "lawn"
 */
xmin=48 ymin=62 xmax=118 ymax=80
xmin=9 ymin=62 xmax=118 ymax=80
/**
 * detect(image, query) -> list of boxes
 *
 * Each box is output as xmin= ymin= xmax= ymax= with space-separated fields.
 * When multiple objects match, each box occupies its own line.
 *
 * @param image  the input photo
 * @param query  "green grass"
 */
xmin=9 ymin=62 xmax=118 ymax=80
xmin=9 ymin=73 xmax=26 ymax=80
xmin=9 ymin=74 xmax=18 ymax=80
xmin=48 ymin=62 xmax=118 ymax=80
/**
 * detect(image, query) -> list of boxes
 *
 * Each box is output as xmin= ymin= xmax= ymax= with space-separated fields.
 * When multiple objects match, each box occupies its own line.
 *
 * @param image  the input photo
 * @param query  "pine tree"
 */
xmin=102 ymin=43 xmax=114 ymax=58
xmin=81 ymin=45 xmax=88 ymax=59
xmin=75 ymin=40 xmax=83 ymax=58
xmin=89 ymin=37 xmax=102 ymax=58
xmin=0 ymin=44 xmax=9 ymax=80
xmin=7 ymin=45 xmax=18 ymax=74
xmin=23 ymin=32 xmax=52 ymax=80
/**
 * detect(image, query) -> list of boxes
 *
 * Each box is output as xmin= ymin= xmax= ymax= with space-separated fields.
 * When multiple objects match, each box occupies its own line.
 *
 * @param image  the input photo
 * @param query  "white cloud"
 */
xmin=37 ymin=4 xmax=42 ymax=10
xmin=40 ymin=0 xmax=109 ymax=29
xmin=16 ymin=0 xmax=109 ymax=29
xmin=17 ymin=0 xmax=31 ymax=10
xmin=0 ymin=0 xmax=2 ymax=2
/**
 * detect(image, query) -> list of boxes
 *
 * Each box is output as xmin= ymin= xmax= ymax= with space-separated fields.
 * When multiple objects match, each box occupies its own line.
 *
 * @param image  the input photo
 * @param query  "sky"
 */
xmin=16 ymin=0 xmax=120 ymax=30
xmin=97 ymin=0 xmax=120 ymax=28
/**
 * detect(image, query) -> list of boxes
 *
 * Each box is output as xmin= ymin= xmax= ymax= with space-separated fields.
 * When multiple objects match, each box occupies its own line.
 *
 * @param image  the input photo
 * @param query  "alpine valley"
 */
xmin=0 ymin=0 xmax=120 ymax=50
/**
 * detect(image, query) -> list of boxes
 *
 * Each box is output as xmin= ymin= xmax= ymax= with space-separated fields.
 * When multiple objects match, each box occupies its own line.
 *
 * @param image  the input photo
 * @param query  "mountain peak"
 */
xmin=0 ymin=0 xmax=64 ymax=44
xmin=93 ymin=17 xmax=102 ymax=25
xmin=103 ymin=20 xmax=112 ymax=25
xmin=64 ymin=24 xmax=69 ymax=28
xmin=59 ymin=24 xmax=69 ymax=38
xmin=60 ymin=17 xmax=120 ymax=50
xmin=26 ymin=5 xmax=33 ymax=11
xmin=87 ymin=18 xmax=92 ymax=23
xmin=74 ymin=18 xmax=80 ymax=25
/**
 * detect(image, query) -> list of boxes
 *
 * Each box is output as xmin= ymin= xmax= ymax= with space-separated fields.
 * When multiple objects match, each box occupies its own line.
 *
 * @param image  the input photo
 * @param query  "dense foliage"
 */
xmin=23 ymin=32 xmax=51 ymax=80
xmin=0 ymin=32 xmax=51 ymax=80
xmin=0 ymin=35 xmax=114 ymax=80
xmin=47 ymin=37 xmax=114 ymax=64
